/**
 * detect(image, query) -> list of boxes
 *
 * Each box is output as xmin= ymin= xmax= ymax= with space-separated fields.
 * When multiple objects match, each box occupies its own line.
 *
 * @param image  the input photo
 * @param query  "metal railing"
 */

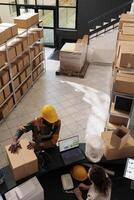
xmin=88 ymin=0 xmax=133 ymax=39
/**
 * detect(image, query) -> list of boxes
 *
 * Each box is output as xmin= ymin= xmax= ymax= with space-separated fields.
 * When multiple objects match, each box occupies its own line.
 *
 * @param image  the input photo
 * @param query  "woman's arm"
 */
xmin=74 ymin=188 xmax=84 ymax=200
xmin=79 ymin=183 xmax=90 ymax=190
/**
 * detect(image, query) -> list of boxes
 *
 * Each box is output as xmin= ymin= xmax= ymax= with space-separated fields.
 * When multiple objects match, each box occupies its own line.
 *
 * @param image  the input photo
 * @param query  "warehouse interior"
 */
xmin=0 ymin=0 xmax=134 ymax=200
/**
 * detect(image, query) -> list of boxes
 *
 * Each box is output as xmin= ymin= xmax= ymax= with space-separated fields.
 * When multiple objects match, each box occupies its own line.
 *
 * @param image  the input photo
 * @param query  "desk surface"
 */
xmin=1 ymin=143 xmax=134 ymax=200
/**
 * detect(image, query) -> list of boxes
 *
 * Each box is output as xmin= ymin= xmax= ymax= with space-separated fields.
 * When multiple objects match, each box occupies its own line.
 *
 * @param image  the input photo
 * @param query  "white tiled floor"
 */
xmin=0 ymin=32 xmax=114 ymax=169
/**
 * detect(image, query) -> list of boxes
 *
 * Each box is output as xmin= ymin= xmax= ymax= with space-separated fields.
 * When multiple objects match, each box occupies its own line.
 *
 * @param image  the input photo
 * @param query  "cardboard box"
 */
xmin=39 ymin=53 xmax=44 ymax=62
xmin=119 ymin=14 xmax=134 ymax=29
xmin=18 ymin=36 xmax=28 ymax=50
xmin=0 ymin=91 xmax=4 ymax=105
xmin=109 ymin=114 xmax=129 ymax=126
xmin=23 ymin=53 xmax=30 ymax=67
xmin=26 ymin=66 xmax=31 ymax=76
xmin=0 ymin=78 xmax=2 ymax=89
xmin=33 ymin=70 xmax=38 ymax=81
xmin=5 ymin=139 xmax=38 ymax=181
xmin=27 ymin=77 xmax=32 ymax=88
xmin=20 ymin=71 xmax=26 ymax=83
xmin=0 ymin=45 xmax=16 ymax=62
xmin=4 ymin=84 xmax=11 ymax=98
xmin=5 ymin=177 xmax=44 ymax=200
xmin=14 ymin=13 xmax=39 ymax=29
xmin=34 ymin=56 xmax=40 ymax=67
xmin=8 ymin=38 xmax=23 ymax=56
xmin=30 ymin=48 xmax=35 ymax=60
xmin=116 ymin=43 xmax=134 ymax=68
xmin=21 ymin=82 xmax=28 ymax=94
xmin=102 ymin=131 xmax=134 ymax=160
xmin=110 ymin=126 xmax=129 ymax=148
xmin=0 ymin=26 xmax=12 ymax=44
xmin=0 ymin=23 xmax=18 ymax=37
xmin=33 ymin=44 xmax=40 ymax=55
xmin=114 ymin=73 xmax=134 ymax=94
xmin=15 ymin=89 xmax=21 ymax=102
xmin=0 ymin=52 xmax=6 ymax=68
xmin=17 ymin=58 xmax=24 ymax=72
xmin=2 ymin=96 xmax=14 ymax=117
xmin=1 ymin=69 xmax=10 ymax=85
xmin=11 ymin=63 xmax=18 ymax=77
xmin=118 ymin=32 xmax=134 ymax=42
xmin=13 ymin=77 xmax=20 ymax=89
xmin=31 ymin=31 xmax=38 ymax=42
xmin=28 ymin=32 xmax=34 ymax=45
xmin=29 ymin=28 xmax=43 ymax=39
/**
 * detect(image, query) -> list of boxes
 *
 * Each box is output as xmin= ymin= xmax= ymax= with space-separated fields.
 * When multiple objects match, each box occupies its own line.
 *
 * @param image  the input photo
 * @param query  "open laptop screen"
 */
xmin=59 ymin=136 xmax=79 ymax=152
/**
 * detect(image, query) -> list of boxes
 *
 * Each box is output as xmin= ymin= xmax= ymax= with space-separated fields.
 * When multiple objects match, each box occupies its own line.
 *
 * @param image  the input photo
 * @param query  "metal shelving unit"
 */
xmin=105 ymin=68 xmax=134 ymax=131
xmin=0 ymin=18 xmax=45 ymax=121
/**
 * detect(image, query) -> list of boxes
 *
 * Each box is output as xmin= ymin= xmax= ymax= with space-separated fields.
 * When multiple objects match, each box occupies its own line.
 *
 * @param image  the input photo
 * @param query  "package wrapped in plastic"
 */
xmin=85 ymin=134 xmax=104 ymax=163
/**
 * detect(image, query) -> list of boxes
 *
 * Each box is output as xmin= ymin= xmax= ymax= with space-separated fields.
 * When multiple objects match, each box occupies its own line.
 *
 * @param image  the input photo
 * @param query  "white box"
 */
xmin=5 ymin=177 xmax=44 ymax=200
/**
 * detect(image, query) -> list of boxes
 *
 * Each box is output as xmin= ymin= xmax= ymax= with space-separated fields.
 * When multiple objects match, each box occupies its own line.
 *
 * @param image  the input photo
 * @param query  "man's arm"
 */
xmin=9 ymin=122 xmax=34 ymax=153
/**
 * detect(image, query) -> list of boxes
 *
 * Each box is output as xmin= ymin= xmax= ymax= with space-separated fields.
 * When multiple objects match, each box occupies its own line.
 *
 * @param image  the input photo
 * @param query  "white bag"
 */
xmin=85 ymin=134 xmax=104 ymax=163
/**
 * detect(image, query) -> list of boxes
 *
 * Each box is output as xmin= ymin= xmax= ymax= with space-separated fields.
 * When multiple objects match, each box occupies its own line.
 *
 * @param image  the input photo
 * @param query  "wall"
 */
xmin=56 ymin=0 xmax=131 ymax=47
xmin=77 ymin=0 xmax=132 ymax=37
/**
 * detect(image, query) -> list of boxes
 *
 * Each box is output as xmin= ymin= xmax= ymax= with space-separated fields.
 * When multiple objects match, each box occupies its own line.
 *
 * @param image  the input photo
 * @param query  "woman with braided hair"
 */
xmin=74 ymin=165 xmax=111 ymax=200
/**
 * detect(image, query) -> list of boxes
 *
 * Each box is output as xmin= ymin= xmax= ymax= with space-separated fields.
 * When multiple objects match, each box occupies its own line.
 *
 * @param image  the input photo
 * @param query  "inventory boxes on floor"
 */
xmin=5 ymin=139 xmax=38 ymax=181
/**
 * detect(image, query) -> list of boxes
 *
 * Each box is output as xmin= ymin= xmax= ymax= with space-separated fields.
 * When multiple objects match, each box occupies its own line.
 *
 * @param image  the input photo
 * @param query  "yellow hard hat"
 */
xmin=71 ymin=165 xmax=88 ymax=181
xmin=41 ymin=104 xmax=58 ymax=123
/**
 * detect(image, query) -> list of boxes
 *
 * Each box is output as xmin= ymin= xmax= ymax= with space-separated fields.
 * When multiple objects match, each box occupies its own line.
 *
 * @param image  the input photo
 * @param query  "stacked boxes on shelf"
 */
xmin=0 ymin=13 xmax=44 ymax=121
xmin=107 ymin=13 xmax=134 ymax=130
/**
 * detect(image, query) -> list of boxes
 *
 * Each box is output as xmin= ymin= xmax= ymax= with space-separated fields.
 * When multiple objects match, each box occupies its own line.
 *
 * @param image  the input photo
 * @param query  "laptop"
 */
xmin=124 ymin=158 xmax=134 ymax=181
xmin=58 ymin=135 xmax=86 ymax=166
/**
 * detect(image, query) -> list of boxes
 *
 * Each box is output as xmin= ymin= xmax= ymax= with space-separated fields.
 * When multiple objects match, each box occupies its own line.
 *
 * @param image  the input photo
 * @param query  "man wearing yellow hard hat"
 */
xmin=9 ymin=104 xmax=61 ymax=153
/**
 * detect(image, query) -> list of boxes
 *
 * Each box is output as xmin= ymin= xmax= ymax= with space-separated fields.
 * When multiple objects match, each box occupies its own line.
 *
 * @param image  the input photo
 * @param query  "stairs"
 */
xmin=88 ymin=1 xmax=132 ymax=40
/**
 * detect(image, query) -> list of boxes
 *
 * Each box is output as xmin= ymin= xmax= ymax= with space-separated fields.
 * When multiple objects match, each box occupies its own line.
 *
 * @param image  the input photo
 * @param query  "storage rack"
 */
xmin=0 ymin=18 xmax=45 ymax=122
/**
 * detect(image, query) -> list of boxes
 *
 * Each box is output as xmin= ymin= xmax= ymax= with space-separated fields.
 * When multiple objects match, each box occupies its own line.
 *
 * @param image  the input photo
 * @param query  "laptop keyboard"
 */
xmin=61 ymin=148 xmax=85 ymax=165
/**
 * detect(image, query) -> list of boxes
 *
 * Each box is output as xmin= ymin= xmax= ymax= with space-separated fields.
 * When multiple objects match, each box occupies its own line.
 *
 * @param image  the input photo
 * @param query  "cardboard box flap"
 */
xmin=110 ymin=126 xmax=129 ymax=148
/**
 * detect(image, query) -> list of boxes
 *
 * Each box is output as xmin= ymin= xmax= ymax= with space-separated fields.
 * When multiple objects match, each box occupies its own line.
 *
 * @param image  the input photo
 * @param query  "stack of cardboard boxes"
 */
xmin=107 ymin=13 xmax=134 ymax=130
xmin=102 ymin=126 xmax=134 ymax=160
xmin=59 ymin=35 xmax=88 ymax=74
xmin=0 ymin=13 xmax=44 ymax=120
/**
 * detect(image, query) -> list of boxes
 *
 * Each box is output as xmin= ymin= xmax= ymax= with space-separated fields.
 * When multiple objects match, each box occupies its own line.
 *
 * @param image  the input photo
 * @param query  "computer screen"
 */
xmin=124 ymin=158 xmax=134 ymax=180
xmin=59 ymin=136 xmax=79 ymax=152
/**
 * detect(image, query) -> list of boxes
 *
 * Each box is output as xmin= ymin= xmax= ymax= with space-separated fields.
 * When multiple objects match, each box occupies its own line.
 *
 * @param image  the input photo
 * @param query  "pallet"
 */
xmin=56 ymin=61 xmax=89 ymax=78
